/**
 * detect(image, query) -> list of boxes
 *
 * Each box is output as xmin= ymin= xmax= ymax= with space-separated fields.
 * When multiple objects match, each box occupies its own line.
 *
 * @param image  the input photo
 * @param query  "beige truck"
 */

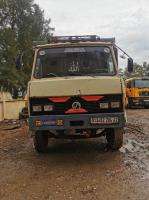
xmin=16 ymin=35 xmax=133 ymax=153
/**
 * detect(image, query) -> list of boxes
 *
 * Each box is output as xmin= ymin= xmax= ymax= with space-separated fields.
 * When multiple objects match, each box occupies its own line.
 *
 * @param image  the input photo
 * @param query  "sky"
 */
xmin=35 ymin=0 xmax=149 ymax=67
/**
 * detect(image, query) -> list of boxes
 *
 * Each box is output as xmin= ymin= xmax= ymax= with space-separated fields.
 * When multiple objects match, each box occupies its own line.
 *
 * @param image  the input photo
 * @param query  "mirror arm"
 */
xmin=114 ymin=44 xmax=132 ymax=59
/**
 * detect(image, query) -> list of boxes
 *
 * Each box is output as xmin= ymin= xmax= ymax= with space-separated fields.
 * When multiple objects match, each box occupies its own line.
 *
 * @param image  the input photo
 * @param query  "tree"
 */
xmin=123 ymin=62 xmax=149 ymax=79
xmin=0 ymin=0 xmax=54 ymax=93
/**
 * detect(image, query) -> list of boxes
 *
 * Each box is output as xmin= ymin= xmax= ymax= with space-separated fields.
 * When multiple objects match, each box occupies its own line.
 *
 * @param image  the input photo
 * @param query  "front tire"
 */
xmin=106 ymin=128 xmax=124 ymax=150
xmin=33 ymin=131 xmax=48 ymax=153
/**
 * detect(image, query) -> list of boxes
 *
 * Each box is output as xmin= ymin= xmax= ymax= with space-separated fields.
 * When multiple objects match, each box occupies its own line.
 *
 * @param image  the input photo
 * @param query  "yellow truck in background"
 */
xmin=125 ymin=77 xmax=149 ymax=108
xmin=16 ymin=35 xmax=133 ymax=153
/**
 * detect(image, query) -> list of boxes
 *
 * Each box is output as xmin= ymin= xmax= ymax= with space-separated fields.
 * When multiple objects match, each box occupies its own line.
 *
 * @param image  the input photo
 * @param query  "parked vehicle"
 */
xmin=125 ymin=77 xmax=149 ymax=108
xmin=19 ymin=106 xmax=29 ymax=119
xmin=16 ymin=35 xmax=133 ymax=153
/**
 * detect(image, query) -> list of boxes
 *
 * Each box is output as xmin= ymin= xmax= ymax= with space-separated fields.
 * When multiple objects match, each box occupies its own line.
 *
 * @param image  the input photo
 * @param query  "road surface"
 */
xmin=0 ymin=109 xmax=149 ymax=200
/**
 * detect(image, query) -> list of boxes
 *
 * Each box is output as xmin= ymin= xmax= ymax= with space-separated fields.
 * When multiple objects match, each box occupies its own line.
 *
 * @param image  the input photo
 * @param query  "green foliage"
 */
xmin=124 ymin=62 xmax=149 ymax=78
xmin=119 ymin=62 xmax=149 ymax=79
xmin=0 ymin=0 xmax=54 ymax=92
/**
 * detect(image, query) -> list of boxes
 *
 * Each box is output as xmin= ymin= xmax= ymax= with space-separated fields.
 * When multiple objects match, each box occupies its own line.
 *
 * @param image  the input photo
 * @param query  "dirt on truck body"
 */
xmin=16 ymin=35 xmax=134 ymax=153
xmin=0 ymin=109 xmax=149 ymax=200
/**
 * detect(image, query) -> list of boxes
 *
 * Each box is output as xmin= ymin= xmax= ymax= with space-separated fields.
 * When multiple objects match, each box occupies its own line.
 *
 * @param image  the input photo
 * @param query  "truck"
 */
xmin=16 ymin=35 xmax=133 ymax=153
xmin=125 ymin=77 xmax=149 ymax=108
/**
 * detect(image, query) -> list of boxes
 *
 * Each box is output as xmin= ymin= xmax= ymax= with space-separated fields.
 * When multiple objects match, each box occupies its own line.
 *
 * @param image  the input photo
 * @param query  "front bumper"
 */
xmin=130 ymin=97 xmax=149 ymax=106
xmin=29 ymin=113 xmax=125 ymax=131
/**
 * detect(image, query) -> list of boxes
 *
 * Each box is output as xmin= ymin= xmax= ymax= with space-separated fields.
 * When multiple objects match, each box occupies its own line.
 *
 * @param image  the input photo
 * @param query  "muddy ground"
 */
xmin=0 ymin=109 xmax=149 ymax=200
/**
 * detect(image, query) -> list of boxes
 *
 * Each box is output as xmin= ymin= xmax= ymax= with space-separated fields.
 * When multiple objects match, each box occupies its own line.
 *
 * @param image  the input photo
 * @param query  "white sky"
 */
xmin=35 ymin=0 xmax=149 ymax=67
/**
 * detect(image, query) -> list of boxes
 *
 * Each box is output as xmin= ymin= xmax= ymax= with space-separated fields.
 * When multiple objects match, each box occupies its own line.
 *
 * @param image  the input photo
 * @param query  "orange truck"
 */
xmin=125 ymin=77 xmax=149 ymax=108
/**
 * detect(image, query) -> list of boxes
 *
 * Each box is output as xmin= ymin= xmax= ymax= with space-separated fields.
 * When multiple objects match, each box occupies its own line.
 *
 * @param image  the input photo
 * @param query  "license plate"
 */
xmin=90 ymin=117 xmax=119 ymax=125
xmin=41 ymin=119 xmax=64 ymax=126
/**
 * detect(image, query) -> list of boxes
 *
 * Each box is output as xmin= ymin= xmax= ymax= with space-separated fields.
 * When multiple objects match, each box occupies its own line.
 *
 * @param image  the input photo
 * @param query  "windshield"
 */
xmin=34 ymin=46 xmax=115 ymax=78
xmin=134 ymin=80 xmax=149 ymax=88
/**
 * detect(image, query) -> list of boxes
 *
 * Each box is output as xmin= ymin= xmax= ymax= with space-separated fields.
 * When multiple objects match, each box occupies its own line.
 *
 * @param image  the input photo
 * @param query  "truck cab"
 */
xmin=26 ymin=35 xmax=128 ymax=153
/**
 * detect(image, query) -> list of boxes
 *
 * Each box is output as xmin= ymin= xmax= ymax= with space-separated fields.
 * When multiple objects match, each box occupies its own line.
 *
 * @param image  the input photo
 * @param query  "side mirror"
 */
xmin=127 ymin=58 xmax=133 ymax=73
xmin=16 ymin=53 xmax=23 ymax=70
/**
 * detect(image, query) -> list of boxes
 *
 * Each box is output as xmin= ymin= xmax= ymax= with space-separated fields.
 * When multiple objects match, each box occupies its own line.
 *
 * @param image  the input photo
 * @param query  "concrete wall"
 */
xmin=0 ymin=92 xmax=13 ymax=101
xmin=0 ymin=100 xmax=27 ymax=121
xmin=0 ymin=102 xmax=4 ymax=121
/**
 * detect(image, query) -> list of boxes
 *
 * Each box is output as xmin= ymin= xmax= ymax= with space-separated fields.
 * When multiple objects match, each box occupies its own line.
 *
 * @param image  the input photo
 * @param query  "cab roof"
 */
xmin=33 ymin=35 xmax=115 ymax=49
xmin=33 ymin=42 xmax=114 ymax=49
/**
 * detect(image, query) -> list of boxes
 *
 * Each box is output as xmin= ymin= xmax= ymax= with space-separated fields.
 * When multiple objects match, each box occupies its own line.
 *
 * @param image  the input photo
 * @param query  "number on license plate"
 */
xmin=90 ymin=117 xmax=119 ymax=124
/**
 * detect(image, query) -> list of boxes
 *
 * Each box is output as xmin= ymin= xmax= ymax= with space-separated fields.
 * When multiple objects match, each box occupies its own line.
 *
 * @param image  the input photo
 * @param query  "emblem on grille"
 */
xmin=72 ymin=102 xmax=81 ymax=110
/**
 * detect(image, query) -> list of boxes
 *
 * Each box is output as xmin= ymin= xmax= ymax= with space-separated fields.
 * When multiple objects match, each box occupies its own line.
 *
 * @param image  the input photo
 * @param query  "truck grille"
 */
xmin=30 ymin=95 xmax=123 ymax=116
xmin=139 ymin=91 xmax=149 ymax=96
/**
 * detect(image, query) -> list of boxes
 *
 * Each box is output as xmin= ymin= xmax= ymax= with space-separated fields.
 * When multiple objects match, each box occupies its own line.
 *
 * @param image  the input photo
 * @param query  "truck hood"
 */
xmin=29 ymin=76 xmax=122 ymax=97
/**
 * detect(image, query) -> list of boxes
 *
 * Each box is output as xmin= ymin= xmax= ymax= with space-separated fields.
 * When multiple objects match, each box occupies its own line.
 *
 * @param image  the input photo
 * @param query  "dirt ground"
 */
xmin=0 ymin=109 xmax=149 ymax=200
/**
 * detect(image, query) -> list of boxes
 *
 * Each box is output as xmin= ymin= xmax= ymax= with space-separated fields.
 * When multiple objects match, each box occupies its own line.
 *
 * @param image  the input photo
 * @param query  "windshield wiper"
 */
xmin=67 ymin=73 xmax=83 ymax=76
xmin=45 ymin=73 xmax=58 ymax=77
xmin=65 ymin=73 xmax=109 ymax=77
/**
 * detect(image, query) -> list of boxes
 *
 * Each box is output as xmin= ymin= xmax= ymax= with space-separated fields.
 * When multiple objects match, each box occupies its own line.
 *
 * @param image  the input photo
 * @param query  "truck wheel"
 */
xmin=106 ymin=128 xmax=124 ymax=150
xmin=33 ymin=131 xmax=48 ymax=153
xmin=127 ymin=98 xmax=133 ymax=109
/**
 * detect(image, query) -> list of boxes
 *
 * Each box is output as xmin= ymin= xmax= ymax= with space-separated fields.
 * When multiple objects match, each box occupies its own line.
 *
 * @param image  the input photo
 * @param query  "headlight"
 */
xmin=99 ymin=103 xmax=109 ymax=109
xmin=44 ymin=105 xmax=53 ymax=111
xmin=32 ymin=105 xmax=42 ymax=112
xmin=111 ymin=102 xmax=120 ymax=108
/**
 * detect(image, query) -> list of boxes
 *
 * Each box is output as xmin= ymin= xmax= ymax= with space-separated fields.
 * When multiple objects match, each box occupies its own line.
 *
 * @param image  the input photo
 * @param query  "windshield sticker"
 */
xmin=64 ymin=48 xmax=86 ymax=53
xmin=39 ymin=50 xmax=46 ymax=56
xmin=104 ymin=48 xmax=110 ymax=53
xmin=68 ymin=61 xmax=80 ymax=72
